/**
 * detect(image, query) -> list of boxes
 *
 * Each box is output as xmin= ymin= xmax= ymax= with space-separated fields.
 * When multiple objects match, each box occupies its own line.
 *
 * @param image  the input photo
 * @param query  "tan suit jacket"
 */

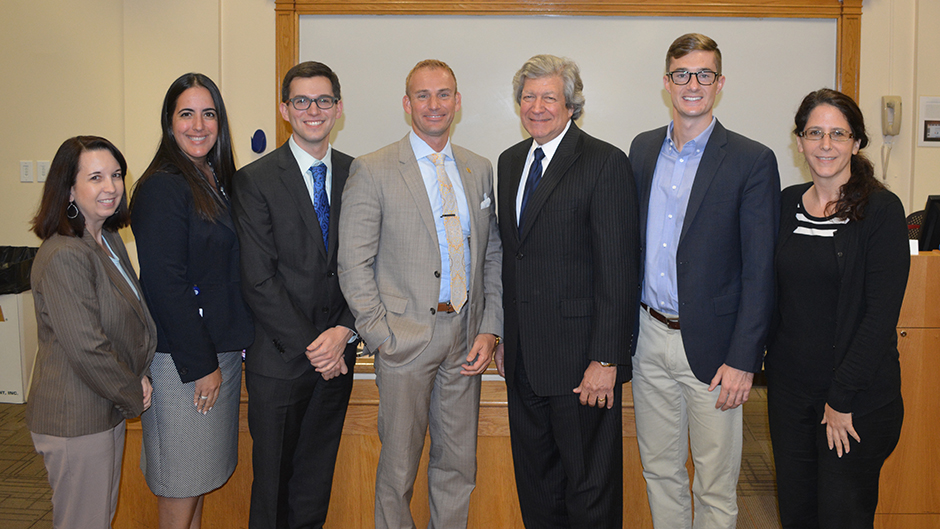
xmin=338 ymin=134 xmax=503 ymax=365
xmin=26 ymin=230 xmax=157 ymax=437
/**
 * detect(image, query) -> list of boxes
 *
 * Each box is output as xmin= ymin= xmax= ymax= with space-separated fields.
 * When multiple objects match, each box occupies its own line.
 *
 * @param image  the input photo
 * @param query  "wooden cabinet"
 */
xmin=875 ymin=252 xmax=940 ymax=529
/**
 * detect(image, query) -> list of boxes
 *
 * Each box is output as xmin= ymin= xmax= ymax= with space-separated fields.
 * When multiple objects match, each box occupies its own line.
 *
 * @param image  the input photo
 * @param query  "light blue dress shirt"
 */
xmin=409 ymin=132 xmax=472 ymax=304
xmin=642 ymin=117 xmax=717 ymax=315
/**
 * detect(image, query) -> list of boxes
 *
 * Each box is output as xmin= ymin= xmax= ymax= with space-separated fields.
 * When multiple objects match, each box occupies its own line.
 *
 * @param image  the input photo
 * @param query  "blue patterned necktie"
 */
xmin=519 ymin=147 xmax=545 ymax=233
xmin=310 ymin=163 xmax=330 ymax=249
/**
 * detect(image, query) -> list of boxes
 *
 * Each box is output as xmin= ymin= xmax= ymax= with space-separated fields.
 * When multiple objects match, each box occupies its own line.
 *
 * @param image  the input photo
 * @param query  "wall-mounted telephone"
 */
xmin=882 ymin=96 xmax=902 ymax=136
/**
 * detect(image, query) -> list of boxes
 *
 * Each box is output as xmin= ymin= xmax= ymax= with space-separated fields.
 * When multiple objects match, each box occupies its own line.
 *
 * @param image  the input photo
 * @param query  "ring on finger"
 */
xmin=199 ymin=396 xmax=209 ymax=400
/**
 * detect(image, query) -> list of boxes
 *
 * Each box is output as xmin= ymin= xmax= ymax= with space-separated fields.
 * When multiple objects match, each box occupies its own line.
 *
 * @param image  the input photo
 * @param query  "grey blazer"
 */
xmin=338 ymin=134 xmax=503 ymax=365
xmin=26 ymin=230 xmax=157 ymax=437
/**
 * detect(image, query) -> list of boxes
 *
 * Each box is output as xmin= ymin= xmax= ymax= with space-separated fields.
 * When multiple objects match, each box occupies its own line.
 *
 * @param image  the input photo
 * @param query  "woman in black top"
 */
xmin=766 ymin=88 xmax=909 ymax=528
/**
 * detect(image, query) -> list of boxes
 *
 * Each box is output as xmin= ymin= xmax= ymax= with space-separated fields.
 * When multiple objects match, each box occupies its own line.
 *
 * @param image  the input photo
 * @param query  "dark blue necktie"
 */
xmin=310 ymin=164 xmax=330 ymax=249
xmin=519 ymin=147 xmax=545 ymax=233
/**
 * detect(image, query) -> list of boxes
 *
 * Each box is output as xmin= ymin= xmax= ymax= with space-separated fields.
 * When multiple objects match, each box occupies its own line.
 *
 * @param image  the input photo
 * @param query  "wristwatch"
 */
xmin=599 ymin=361 xmax=616 ymax=367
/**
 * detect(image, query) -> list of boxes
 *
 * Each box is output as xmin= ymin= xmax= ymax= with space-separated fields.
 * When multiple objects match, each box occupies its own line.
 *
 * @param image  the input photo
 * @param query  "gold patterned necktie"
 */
xmin=430 ymin=153 xmax=467 ymax=313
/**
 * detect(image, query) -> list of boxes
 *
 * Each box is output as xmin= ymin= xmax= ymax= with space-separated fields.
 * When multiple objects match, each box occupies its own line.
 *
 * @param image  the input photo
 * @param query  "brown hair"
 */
xmin=31 ymin=136 xmax=130 ymax=240
xmin=405 ymin=59 xmax=457 ymax=96
xmin=666 ymin=33 xmax=722 ymax=74
xmin=794 ymin=88 xmax=883 ymax=221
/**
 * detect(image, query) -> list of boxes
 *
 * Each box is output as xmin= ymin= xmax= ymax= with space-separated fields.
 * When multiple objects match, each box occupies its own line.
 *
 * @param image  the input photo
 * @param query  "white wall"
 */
xmin=1 ymin=0 xmax=936 ymax=248
xmin=0 ymin=0 xmax=125 ymax=246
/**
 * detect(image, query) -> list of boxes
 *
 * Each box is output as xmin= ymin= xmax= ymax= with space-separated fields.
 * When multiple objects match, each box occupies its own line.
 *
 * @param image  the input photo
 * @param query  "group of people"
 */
xmin=23 ymin=31 xmax=908 ymax=529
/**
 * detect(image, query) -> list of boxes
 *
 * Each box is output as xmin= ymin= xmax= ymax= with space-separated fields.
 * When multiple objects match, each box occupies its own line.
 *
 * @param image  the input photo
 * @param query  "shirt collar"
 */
xmin=409 ymin=130 xmax=455 ymax=162
xmin=288 ymin=135 xmax=333 ymax=175
xmin=665 ymin=116 xmax=717 ymax=153
xmin=528 ymin=119 xmax=571 ymax=160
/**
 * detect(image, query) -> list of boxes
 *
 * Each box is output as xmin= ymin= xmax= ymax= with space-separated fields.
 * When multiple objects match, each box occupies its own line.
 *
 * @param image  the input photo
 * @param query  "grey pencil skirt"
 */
xmin=140 ymin=351 xmax=241 ymax=498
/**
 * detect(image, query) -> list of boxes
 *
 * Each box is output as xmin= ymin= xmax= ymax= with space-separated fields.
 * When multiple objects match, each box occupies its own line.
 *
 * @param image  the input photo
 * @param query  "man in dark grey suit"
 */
xmin=495 ymin=54 xmax=639 ymax=529
xmin=231 ymin=61 xmax=358 ymax=529
xmin=629 ymin=34 xmax=780 ymax=529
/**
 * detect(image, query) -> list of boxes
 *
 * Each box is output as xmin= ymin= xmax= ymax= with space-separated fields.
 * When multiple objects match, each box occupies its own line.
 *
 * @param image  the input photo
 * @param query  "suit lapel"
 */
xmin=91 ymin=231 xmax=150 ymax=328
xmin=637 ymin=127 xmax=668 ymax=247
xmin=328 ymin=150 xmax=351 ymax=261
xmin=519 ymin=123 xmax=582 ymax=242
xmin=505 ymin=142 xmax=529 ymax=246
xmin=679 ymin=121 xmax=728 ymax=244
xmin=397 ymin=135 xmax=439 ymax=244
xmin=454 ymin=147 xmax=481 ymax=290
xmin=277 ymin=144 xmax=328 ymax=260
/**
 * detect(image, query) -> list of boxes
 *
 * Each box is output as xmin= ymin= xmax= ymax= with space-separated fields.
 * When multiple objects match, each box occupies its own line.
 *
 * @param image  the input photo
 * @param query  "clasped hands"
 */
xmin=306 ymin=326 xmax=355 ymax=380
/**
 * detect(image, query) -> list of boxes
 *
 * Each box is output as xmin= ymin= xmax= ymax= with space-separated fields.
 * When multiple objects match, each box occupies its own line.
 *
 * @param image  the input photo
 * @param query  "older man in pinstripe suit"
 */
xmin=494 ymin=54 xmax=640 ymax=529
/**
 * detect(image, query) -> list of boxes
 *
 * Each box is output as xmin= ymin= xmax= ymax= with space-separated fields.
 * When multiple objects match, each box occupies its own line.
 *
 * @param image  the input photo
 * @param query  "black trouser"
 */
xmin=245 ymin=350 xmax=355 ymax=529
xmin=768 ymin=379 xmax=903 ymax=529
xmin=507 ymin=352 xmax=623 ymax=529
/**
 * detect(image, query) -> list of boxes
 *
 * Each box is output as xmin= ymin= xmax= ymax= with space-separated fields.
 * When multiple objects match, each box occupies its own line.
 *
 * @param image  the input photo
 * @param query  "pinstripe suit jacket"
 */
xmin=26 ymin=230 xmax=157 ymax=437
xmin=338 ymin=134 xmax=503 ymax=365
xmin=498 ymin=122 xmax=639 ymax=396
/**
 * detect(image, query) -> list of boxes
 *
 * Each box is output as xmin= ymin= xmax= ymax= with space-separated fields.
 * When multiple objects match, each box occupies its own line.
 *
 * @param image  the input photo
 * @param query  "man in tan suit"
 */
xmin=338 ymin=59 xmax=503 ymax=529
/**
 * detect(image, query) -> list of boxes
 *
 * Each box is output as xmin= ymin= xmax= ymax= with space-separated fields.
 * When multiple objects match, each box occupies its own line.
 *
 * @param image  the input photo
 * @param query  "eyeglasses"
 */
xmin=798 ymin=128 xmax=855 ymax=143
xmin=288 ymin=95 xmax=339 ymax=111
xmin=666 ymin=70 xmax=719 ymax=86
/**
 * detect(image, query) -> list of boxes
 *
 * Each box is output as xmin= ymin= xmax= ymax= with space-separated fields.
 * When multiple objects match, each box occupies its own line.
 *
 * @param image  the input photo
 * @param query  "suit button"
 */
xmin=322 ymin=307 xmax=329 ymax=314
xmin=327 ymin=271 xmax=335 ymax=277
xmin=516 ymin=252 xmax=523 ymax=260
xmin=434 ymin=271 xmax=441 ymax=278
xmin=430 ymin=308 xmax=437 ymax=315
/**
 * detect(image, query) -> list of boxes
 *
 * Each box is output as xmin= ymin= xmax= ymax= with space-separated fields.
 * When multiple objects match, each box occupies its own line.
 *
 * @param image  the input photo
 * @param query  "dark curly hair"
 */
xmin=794 ymin=88 xmax=884 ymax=221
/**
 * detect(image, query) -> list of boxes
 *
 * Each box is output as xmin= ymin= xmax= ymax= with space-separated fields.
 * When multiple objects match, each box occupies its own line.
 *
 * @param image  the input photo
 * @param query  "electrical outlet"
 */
xmin=20 ymin=161 xmax=34 ymax=183
xmin=37 ymin=160 xmax=51 ymax=182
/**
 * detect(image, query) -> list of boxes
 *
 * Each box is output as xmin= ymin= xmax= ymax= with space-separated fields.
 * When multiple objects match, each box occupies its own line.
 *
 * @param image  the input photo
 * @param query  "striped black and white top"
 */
xmin=793 ymin=200 xmax=849 ymax=237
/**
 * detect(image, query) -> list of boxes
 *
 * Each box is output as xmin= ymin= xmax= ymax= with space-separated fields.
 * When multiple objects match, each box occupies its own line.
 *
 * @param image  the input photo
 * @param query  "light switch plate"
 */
xmin=37 ymin=160 xmax=50 ymax=182
xmin=20 ymin=161 xmax=34 ymax=183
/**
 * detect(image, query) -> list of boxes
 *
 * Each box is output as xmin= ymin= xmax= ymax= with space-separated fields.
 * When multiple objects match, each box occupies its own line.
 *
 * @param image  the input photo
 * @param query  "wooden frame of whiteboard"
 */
xmin=273 ymin=0 xmax=862 ymax=144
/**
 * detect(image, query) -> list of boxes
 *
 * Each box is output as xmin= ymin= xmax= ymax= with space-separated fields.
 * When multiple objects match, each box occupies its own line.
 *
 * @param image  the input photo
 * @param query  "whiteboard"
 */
xmin=300 ymin=16 xmax=837 ymax=188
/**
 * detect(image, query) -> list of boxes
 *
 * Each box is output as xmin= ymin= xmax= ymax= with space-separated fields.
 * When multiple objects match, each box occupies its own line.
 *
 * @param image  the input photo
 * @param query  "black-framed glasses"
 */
xmin=666 ymin=70 xmax=719 ymax=86
xmin=288 ymin=95 xmax=339 ymax=111
xmin=798 ymin=128 xmax=855 ymax=143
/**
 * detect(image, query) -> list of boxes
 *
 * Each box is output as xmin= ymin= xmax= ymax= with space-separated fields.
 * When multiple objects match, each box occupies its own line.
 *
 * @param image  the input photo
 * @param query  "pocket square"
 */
xmin=480 ymin=193 xmax=491 ymax=209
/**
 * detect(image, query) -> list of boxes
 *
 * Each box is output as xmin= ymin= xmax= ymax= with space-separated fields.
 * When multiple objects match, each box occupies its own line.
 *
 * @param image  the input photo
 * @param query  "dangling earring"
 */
xmin=67 ymin=201 xmax=79 ymax=219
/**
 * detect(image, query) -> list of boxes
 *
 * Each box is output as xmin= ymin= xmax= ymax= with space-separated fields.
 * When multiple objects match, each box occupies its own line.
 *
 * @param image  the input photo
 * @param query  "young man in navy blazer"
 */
xmin=629 ymin=33 xmax=780 ymax=529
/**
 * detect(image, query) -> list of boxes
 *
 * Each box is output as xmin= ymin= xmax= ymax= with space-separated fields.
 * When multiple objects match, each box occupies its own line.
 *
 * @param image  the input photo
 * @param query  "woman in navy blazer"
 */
xmin=766 ymin=89 xmax=909 ymax=528
xmin=28 ymin=136 xmax=157 ymax=529
xmin=130 ymin=73 xmax=253 ymax=529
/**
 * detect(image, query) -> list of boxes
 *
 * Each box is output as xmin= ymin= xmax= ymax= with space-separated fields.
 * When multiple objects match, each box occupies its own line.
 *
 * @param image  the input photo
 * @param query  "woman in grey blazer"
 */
xmin=27 ymin=136 xmax=157 ymax=529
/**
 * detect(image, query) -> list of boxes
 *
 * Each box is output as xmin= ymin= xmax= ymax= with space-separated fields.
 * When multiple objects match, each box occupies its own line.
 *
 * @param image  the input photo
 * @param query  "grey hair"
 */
xmin=512 ymin=54 xmax=585 ymax=120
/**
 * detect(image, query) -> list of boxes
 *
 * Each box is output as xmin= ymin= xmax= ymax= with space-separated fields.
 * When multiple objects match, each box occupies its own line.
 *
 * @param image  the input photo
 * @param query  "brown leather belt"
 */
xmin=437 ymin=302 xmax=457 ymax=313
xmin=641 ymin=302 xmax=680 ymax=330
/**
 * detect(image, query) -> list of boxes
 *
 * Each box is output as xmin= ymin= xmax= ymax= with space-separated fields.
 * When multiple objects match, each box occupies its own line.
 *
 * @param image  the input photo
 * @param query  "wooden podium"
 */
xmin=114 ymin=368 xmax=654 ymax=528
xmin=112 ymin=253 xmax=939 ymax=528
xmin=875 ymin=251 xmax=940 ymax=529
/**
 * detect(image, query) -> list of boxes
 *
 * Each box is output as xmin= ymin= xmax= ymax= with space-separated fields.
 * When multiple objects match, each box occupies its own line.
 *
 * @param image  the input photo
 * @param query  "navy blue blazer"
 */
xmin=132 ymin=171 xmax=255 ymax=383
xmin=630 ymin=120 xmax=780 ymax=383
